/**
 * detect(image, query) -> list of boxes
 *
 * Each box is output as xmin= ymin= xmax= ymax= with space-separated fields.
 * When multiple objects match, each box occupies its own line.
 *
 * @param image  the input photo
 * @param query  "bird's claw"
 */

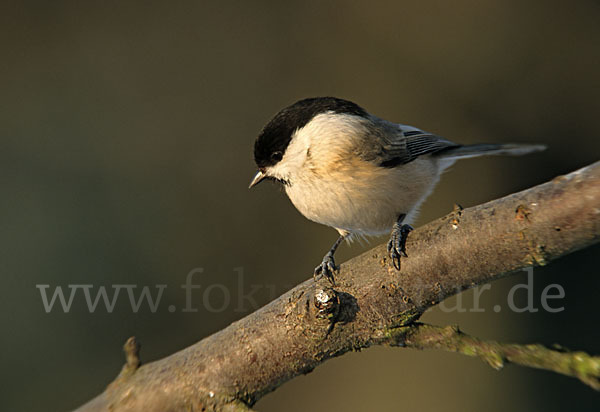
xmin=314 ymin=253 xmax=338 ymax=285
xmin=387 ymin=223 xmax=413 ymax=270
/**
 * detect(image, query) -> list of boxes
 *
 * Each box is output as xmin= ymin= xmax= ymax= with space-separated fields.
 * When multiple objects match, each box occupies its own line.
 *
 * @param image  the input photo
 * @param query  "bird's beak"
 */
xmin=249 ymin=170 xmax=267 ymax=188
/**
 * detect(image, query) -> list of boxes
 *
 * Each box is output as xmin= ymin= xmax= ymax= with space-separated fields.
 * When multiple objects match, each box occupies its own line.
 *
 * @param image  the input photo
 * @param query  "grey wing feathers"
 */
xmin=368 ymin=119 xmax=545 ymax=168
xmin=378 ymin=127 xmax=460 ymax=168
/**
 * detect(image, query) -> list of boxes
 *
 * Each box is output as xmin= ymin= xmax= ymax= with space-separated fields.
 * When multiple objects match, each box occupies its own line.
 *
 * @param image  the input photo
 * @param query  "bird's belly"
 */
xmin=285 ymin=158 xmax=440 ymax=236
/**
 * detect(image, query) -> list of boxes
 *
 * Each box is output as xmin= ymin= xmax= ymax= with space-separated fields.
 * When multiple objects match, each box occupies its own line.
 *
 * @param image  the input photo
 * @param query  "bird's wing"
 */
xmin=375 ymin=123 xmax=460 ymax=168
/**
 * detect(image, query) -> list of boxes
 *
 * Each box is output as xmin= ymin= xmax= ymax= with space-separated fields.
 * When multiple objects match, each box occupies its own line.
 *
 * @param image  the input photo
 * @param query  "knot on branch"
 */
xmin=450 ymin=203 xmax=463 ymax=229
xmin=121 ymin=336 xmax=141 ymax=376
xmin=314 ymin=287 xmax=340 ymax=320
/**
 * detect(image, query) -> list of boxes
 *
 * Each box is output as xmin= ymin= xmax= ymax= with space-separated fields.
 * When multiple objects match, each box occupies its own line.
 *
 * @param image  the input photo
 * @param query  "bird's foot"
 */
xmin=314 ymin=253 xmax=338 ymax=285
xmin=387 ymin=223 xmax=414 ymax=270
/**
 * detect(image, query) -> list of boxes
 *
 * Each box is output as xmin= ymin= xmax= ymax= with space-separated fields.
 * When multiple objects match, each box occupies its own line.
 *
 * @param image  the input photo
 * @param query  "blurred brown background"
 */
xmin=2 ymin=1 xmax=599 ymax=411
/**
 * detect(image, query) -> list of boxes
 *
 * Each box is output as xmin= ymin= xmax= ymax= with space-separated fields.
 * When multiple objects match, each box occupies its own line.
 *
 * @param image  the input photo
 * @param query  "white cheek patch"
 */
xmin=267 ymin=133 xmax=309 ymax=182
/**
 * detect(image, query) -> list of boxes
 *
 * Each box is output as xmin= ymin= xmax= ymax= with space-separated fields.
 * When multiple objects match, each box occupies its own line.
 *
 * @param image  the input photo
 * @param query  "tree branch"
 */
xmin=388 ymin=323 xmax=600 ymax=390
xmin=75 ymin=161 xmax=600 ymax=412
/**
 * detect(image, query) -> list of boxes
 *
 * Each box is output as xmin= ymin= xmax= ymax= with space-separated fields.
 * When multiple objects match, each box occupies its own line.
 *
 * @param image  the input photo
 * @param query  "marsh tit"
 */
xmin=250 ymin=97 xmax=545 ymax=283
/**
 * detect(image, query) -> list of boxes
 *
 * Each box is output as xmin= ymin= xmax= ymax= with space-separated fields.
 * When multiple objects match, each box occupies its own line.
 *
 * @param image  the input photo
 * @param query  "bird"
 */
xmin=249 ymin=97 xmax=545 ymax=284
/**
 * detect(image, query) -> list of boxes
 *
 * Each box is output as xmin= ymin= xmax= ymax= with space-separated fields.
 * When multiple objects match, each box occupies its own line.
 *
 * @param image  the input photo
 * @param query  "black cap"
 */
xmin=253 ymin=97 xmax=368 ymax=169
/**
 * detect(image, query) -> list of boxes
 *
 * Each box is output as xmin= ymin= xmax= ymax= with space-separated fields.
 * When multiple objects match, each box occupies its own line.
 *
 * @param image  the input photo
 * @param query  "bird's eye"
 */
xmin=271 ymin=151 xmax=283 ymax=161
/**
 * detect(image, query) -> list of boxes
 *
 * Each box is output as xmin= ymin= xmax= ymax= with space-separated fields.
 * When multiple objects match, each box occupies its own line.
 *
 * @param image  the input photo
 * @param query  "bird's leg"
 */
xmin=314 ymin=235 xmax=346 ymax=285
xmin=387 ymin=214 xmax=414 ymax=270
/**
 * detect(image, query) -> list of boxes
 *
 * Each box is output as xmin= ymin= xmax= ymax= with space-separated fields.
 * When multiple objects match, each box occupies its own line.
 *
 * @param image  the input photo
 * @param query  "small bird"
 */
xmin=250 ymin=97 xmax=545 ymax=283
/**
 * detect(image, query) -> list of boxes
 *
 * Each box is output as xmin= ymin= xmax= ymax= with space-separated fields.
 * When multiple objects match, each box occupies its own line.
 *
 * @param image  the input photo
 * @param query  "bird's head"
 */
xmin=250 ymin=96 xmax=368 ymax=188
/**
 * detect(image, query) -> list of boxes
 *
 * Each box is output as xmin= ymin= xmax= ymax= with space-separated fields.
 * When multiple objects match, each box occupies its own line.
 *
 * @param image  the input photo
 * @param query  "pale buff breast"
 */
xmin=285 ymin=152 xmax=442 ymax=236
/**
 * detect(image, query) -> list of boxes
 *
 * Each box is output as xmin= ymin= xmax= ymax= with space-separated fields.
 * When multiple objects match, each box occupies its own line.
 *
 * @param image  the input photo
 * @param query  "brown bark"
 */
xmin=76 ymin=161 xmax=600 ymax=412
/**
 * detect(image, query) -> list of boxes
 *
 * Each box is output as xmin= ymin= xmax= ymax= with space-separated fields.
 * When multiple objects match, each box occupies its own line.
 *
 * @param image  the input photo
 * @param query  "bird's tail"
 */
xmin=434 ymin=143 xmax=546 ymax=160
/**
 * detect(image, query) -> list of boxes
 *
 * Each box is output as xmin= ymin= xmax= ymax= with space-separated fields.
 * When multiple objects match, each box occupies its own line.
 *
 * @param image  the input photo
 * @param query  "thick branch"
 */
xmin=76 ymin=161 xmax=600 ymax=412
xmin=388 ymin=323 xmax=600 ymax=390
